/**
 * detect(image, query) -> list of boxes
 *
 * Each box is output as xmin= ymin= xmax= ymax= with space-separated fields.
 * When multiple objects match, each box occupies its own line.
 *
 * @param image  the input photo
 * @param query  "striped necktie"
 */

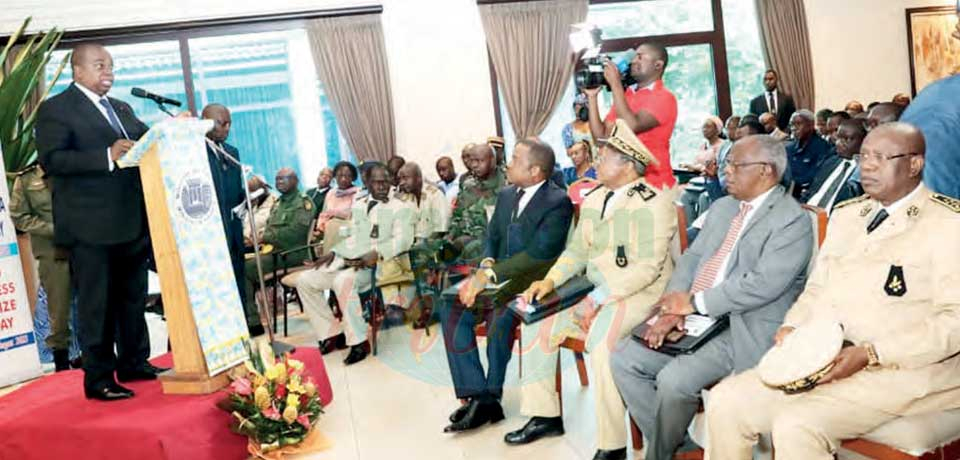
xmin=690 ymin=202 xmax=752 ymax=293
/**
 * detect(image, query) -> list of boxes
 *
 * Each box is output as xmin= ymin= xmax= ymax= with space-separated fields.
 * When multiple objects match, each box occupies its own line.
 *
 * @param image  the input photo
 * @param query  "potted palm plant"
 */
xmin=1 ymin=17 xmax=67 ymax=313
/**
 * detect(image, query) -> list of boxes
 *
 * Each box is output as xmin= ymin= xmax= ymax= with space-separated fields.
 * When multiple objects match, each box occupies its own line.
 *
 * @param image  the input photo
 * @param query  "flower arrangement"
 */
xmin=223 ymin=342 xmax=326 ymax=457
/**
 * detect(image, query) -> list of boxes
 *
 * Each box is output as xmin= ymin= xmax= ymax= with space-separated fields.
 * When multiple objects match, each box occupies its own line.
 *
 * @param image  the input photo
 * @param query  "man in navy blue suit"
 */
xmin=439 ymin=138 xmax=574 ymax=433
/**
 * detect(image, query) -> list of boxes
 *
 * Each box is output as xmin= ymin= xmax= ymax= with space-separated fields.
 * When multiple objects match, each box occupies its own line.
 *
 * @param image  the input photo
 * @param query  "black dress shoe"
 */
xmin=117 ymin=364 xmax=168 ymax=383
xmin=53 ymin=349 xmax=70 ymax=372
xmin=85 ymin=383 xmax=135 ymax=401
xmin=504 ymin=416 xmax=565 ymax=445
xmin=319 ymin=334 xmax=347 ymax=355
xmin=343 ymin=342 xmax=370 ymax=365
xmin=443 ymin=399 xmax=505 ymax=433
xmin=592 ymin=447 xmax=627 ymax=460
xmin=449 ymin=402 xmax=470 ymax=423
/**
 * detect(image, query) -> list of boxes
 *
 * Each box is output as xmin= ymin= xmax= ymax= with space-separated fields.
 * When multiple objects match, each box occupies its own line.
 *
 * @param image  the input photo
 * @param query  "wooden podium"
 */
xmin=124 ymin=119 xmax=250 ymax=394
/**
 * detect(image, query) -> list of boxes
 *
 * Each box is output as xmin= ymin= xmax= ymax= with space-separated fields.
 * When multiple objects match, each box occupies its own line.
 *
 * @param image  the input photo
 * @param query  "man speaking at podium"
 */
xmin=36 ymin=43 xmax=166 ymax=401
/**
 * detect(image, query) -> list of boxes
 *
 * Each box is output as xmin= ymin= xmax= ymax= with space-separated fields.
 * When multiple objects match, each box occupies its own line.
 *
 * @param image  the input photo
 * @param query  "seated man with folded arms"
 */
xmin=610 ymin=135 xmax=814 ymax=460
xmin=294 ymin=164 xmax=416 ymax=365
xmin=705 ymin=122 xmax=960 ymax=460
xmin=438 ymin=139 xmax=573 ymax=434
xmin=505 ymin=120 xmax=677 ymax=460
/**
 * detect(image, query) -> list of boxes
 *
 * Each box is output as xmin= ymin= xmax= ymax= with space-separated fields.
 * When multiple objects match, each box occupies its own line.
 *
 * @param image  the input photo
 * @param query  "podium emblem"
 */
xmin=175 ymin=171 xmax=215 ymax=223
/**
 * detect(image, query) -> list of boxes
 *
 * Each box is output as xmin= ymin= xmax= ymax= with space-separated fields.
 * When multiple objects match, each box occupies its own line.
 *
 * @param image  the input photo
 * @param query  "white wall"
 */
xmin=803 ymin=0 xmax=955 ymax=110
xmin=1 ymin=0 xmax=495 ymax=180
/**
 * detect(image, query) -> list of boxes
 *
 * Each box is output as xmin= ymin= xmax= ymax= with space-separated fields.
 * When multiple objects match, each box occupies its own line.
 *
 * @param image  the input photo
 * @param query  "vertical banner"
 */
xmin=125 ymin=119 xmax=249 ymax=376
xmin=0 ymin=146 xmax=43 ymax=387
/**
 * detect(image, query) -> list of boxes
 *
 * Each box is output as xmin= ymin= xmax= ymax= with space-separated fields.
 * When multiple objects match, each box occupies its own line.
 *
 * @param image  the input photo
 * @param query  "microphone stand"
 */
xmin=148 ymin=100 xmax=294 ymax=357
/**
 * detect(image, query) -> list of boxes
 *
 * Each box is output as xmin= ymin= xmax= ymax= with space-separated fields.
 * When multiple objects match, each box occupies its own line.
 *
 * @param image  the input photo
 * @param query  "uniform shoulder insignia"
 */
xmin=627 ymin=182 xmax=656 ymax=201
xmin=931 ymin=193 xmax=960 ymax=213
xmin=833 ymin=194 xmax=869 ymax=210
xmin=303 ymin=198 xmax=313 ymax=211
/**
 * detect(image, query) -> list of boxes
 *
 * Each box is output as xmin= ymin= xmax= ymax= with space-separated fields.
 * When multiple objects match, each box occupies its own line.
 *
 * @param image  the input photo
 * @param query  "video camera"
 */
xmin=570 ymin=24 xmax=637 ymax=90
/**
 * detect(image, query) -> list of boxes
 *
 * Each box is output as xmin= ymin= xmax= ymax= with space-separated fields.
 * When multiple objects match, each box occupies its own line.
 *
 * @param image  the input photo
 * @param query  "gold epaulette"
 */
xmin=833 ymin=194 xmax=869 ymax=210
xmin=931 ymin=193 xmax=960 ymax=213
xmin=303 ymin=198 xmax=313 ymax=211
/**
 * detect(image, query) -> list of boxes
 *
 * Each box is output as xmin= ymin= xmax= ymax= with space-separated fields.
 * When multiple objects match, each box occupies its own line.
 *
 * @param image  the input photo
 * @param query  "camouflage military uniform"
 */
xmin=243 ymin=189 xmax=314 ymax=327
xmin=10 ymin=164 xmax=73 ymax=352
xmin=444 ymin=169 xmax=506 ymax=263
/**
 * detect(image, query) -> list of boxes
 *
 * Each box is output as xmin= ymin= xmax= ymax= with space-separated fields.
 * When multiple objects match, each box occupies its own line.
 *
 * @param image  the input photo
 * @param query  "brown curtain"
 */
xmin=307 ymin=15 xmax=395 ymax=163
xmin=479 ymin=0 xmax=588 ymax=139
xmin=755 ymin=0 xmax=816 ymax=109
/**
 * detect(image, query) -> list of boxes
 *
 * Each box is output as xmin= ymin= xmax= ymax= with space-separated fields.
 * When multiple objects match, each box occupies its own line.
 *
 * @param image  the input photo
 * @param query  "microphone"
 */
xmin=131 ymin=87 xmax=182 ymax=107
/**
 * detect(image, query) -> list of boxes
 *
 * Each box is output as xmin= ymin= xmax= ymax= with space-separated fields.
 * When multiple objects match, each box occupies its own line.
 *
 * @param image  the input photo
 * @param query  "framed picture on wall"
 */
xmin=906 ymin=5 xmax=960 ymax=95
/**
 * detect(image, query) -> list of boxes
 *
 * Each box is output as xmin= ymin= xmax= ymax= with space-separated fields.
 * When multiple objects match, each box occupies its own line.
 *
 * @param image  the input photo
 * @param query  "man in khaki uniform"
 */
xmin=395 ymin=162 xmax=450 ymax=241
xmin=242 ymin=175 xmax=278 ymax=246
xmin=295 ymin=164 xmax=416 ymax=365
xmin=706 ymin=123 xmax=960 ymax=460
xmin=504 ymin=119 xmax=677 ymax=460
xmin=10 ymin=163 xmax=74 ymax=371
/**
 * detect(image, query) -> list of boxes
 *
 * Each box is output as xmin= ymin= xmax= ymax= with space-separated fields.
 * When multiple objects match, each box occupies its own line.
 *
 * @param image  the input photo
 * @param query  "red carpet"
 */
xmin=0 ymin=347 xmax=333 ymax=460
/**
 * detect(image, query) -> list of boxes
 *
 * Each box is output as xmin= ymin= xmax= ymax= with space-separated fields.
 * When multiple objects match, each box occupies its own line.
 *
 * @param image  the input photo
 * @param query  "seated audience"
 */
xmin=786 ymin=109 xmax=832 ymax=199
xmin=315 ymin=161 xmax=359 ymax=234
xmin=243 ymin=168 xmax=314 ymax=333
xmin=892 ymin=92 xmax=911 ymax=108
xmin=760 ymin=112 xmax=789 ymax=141
xmin=295 ymin=164 xmax=416 ymax=365
xmin=815 ymin=108 xmax=834 ymax=140
xmin=305 ymin=167 xmax=333 ymax=217
xmin=435 ymin=156 xmax=461 ymax=203
xmin=444 ymin=143 xmax=506 ymax=263
xmin=243 ymin=175 xmax=277 ymax=246
xmin=705 ymin=122 xmax=960 ymax=460
xmin=562 ymin=139 xmax=597 ymax=185
xmin=679 ymin=116 xmax=725 ymax=223
xmin=387 ymin=155 xmax=406 ymax=188
xmin=562 ymin=94 xmax=593 ymax=150
xmin=396 ymin=162 xmax=450 ymax=241
xmin=611 ymin=135 xmax=814 ymax=460
xmin=439 ymin=138 xmax=573 ymax=434
xmin=724 ymin=115 xmax=741 ymax=142
xmin=506 ymin=120 xmax=677 ymax=460
xmin=845 ymin=100 xmax=865 ymax=116
xmin=802 ymin=118 xmax=866 ymax=213
xmin=825 ymin=111 xmax=852 ymax=144
xmin=866 ymin=101 xmax=905 ymax=130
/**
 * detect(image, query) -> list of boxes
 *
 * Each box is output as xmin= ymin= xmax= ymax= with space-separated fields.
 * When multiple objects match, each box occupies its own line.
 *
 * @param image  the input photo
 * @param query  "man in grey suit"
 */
xmin=610 ymin=134 xmax=815 ymax=460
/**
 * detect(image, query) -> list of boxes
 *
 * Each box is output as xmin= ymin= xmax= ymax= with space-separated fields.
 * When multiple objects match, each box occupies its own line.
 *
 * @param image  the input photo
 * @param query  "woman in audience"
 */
xmin=562 ymin=139 xmax=597 ymax=185
xmin=561 ymin=94 xmax=592 ymax=150
xmin=315 ymin=161 xmax=359 ymax=234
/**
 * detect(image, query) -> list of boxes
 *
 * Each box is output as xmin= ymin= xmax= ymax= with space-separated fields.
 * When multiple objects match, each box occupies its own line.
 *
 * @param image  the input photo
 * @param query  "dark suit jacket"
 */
xmin=36 ymin=83 xmax=151 ymax=246
xmin=484 ymin=181 xmax=573 ymax=297
xmin=785 ymin=134 xmax=833 ymax=197
xmin=749 ymin=91 xmax=797 ymax=130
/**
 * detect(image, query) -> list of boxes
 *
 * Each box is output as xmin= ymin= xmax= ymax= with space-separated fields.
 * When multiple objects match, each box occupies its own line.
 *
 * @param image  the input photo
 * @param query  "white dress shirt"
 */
xmin=806 ymin=158 xmax=856 ymax=212
xmin=437 ymin=174 xmax=461 ymax=203
xmin=515 ymin=180 xmax=546 ymax=218
xmin=75 ymin=83 xmax=129 ymax=171
xmin=766 ymin=89 xmax=779 ymax=114
xmin=694 ymin=185 xmax=777 ymax=314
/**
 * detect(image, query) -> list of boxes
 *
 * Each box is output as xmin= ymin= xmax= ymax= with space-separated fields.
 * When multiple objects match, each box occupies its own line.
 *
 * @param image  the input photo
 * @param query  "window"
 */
xmin=493 ymin=0 xmax=767 ymax=167
xmin=43 ymin=23 xmax=354 ymax=188
xmin=587 ymin=0 xmax=714 ymax=39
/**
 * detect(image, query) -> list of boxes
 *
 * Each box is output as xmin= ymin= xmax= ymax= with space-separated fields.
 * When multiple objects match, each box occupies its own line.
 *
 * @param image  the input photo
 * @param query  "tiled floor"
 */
xmin=1 ymin=306 xmax=872 ymax=460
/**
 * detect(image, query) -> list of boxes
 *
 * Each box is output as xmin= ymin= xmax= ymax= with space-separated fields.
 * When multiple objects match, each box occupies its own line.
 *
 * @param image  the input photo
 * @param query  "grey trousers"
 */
xmin=610 ymin=331 xmax=734 ymax=460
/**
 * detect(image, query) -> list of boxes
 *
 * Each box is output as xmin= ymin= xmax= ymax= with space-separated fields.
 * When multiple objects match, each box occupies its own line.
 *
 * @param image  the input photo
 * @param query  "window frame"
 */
xmin=11 ymin=6 xmax=382 ymax=115
xmin=489 ymin=0 xmax=732 ymax=136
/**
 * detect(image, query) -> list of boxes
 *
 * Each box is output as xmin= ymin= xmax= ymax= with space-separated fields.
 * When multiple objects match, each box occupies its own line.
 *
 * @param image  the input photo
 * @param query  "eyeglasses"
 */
xmin=722 ymin=160 xmax=771 ymax=171
xmin=859 ymin=151 xmax=920 ymax=164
